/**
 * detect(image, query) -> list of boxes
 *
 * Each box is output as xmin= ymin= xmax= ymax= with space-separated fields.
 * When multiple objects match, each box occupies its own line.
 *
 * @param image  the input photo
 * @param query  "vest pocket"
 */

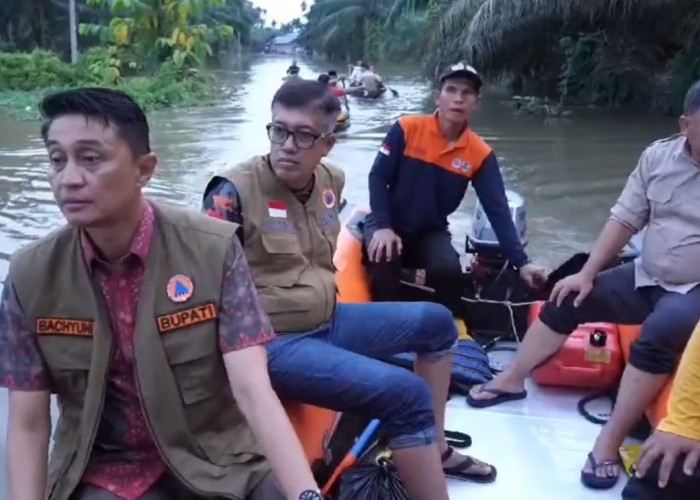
xmin=261 ymin=285 xmax=317 ymax=313
xmin=37 ymin=337 xmax=91 ymax=400
xmin=166 ymin=330 xmax=221 ymax=405
xmin=257 ymin=232 xmax=306 ymax=287
xmin=261 ymin=231 xmax=302 ymax=254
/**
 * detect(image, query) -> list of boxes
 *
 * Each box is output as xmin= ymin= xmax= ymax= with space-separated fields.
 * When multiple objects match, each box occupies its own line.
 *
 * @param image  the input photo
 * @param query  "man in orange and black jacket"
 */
xmin=364 ymin=62 xmax=547 ymax=312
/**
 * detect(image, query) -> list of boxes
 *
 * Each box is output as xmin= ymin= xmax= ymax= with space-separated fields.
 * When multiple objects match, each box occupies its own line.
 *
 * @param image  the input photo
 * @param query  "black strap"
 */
xmin=445 ymin=430 xmax=472 ymax=449
xmin=577 ymin=391 xmax=612 ymax=425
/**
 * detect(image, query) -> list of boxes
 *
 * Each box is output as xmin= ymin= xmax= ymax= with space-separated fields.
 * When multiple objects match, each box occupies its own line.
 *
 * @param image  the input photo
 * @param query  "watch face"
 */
xmin=299 ymin=490 xmax=323 ymax=500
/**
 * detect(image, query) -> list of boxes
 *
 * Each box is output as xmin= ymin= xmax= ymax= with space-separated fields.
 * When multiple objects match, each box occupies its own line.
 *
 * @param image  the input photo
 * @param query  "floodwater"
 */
xmin=0 ymin=55 xmax=680 ymax=497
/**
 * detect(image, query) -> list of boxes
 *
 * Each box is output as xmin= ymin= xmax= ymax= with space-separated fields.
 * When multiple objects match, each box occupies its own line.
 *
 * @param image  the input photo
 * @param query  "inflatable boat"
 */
xmin=287 ymin=188 xmax=677 ymax=498
xmin=334 ymin=109 xmax=350 ymax=133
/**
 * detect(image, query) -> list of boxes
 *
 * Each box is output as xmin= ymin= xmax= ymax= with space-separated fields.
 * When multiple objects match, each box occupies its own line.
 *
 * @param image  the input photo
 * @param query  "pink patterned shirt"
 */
xmin=0 ymin=200 xmax=276 ymax=499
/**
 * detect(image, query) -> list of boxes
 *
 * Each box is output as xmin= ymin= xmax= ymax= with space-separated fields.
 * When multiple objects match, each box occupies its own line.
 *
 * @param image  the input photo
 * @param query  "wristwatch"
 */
xmin=298 ymin=490 xmax=323 ymax=500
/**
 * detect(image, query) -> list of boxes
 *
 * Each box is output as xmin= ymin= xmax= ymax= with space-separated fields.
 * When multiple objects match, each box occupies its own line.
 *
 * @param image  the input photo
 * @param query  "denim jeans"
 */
xmin=266 ymin=302 xmax=458 ymax=450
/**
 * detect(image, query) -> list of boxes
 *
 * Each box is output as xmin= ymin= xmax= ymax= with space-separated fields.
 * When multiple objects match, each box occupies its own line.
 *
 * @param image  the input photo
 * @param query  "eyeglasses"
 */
xmin=266 ymin=123 xmax=330 ymax=149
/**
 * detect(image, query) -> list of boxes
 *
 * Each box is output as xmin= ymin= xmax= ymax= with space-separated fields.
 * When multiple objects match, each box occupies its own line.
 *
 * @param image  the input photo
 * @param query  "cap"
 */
xmin=438 ymin=62 xmax=483 ymax=90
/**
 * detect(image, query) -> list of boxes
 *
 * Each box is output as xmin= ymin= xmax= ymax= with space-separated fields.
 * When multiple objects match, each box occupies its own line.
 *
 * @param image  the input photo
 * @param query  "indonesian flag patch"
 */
xmin=268 ymin=201 xmax=288 ymax=218
xmin=379 ymin=143 xmax=391 ymax=156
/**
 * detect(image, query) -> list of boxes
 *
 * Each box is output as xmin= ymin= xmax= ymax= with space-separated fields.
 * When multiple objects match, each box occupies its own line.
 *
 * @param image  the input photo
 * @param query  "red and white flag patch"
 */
xmin=268 ymin=201 xmax=288 ymax=218
xmin=379 ymin=143 xmax=391 ymax=156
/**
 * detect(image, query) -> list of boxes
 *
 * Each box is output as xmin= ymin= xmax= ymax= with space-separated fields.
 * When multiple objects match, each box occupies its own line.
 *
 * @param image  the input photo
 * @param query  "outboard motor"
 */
xmin=463 ymin=189 xmax=532 ymax=340
xmin=466 ymin=189 xmax=528 ymax=282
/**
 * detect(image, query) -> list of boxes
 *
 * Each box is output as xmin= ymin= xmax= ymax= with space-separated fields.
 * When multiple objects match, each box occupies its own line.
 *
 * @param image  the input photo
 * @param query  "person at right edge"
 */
xmin=624 ymin=320 xmax=700 ymax=499
xmin=364 ymin=61 xmax=548 ymax=334
xmin=468 ymin=79 xmax=700 ymax=491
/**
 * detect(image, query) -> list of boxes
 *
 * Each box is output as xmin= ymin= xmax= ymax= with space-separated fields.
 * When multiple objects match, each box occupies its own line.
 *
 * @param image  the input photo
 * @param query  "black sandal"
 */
xmin=441 ymin=446 xmax=497 ymax=483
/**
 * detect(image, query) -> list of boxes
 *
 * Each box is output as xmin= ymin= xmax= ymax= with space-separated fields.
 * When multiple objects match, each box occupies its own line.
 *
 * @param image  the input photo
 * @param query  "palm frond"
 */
xmin=311 ymin=5 xmax=364 ymax=34
xmin=424 ymin=0 xmax=485 ymax=78
xmin=464 ymin=0 xmax=671 ymax=76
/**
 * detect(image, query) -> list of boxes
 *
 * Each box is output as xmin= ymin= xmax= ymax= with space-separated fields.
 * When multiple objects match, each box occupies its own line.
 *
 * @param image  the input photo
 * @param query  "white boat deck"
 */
xmin=0 ymin=348 xmax=636 ymax=499
xmin=445 ymin=349 xmax=635 ymax=499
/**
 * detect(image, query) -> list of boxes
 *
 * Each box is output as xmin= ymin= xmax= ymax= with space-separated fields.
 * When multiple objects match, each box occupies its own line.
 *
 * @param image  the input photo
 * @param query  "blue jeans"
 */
xmin=266 ymin=302 xmax=458 ymax=450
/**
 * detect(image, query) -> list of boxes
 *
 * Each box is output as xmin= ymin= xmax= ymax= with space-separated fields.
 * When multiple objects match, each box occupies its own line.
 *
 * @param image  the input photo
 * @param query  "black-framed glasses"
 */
xmin=266 ymin=123 xmax=331 ymax=149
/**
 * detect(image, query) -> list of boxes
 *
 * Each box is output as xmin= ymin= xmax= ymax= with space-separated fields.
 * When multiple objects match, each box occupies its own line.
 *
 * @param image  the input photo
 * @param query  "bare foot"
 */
xmin=468 ymin=373 xmax=525 ymax=402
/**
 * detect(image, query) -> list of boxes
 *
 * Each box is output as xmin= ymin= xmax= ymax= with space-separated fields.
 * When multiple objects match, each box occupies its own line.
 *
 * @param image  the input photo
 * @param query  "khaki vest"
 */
xmin=8 ymin=204 xmax=269 ymax=500
xmin=212 ymin=156 xmax=345 ymax=333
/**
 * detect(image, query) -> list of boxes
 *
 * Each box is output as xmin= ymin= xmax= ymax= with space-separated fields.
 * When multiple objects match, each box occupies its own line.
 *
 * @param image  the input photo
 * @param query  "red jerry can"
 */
xmin=528 ymin=301 xmax=624 ymax=390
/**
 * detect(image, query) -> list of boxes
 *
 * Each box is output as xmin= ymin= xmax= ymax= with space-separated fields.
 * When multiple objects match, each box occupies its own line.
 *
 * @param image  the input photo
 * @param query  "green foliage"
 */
xmin=80 ymin=0 xmax=235 ymax=71
xmin=0 ymin=50 xmax=80 ymax=90
xmin=0 ymin=48 xmax=216 ymax=120
xmin=0 ymin=0 xmax=263 ymax=65
xmin=300 ymin=0 xmax=446 ymax=63
xmin=425 ymin=0 xmax=700 ymax=113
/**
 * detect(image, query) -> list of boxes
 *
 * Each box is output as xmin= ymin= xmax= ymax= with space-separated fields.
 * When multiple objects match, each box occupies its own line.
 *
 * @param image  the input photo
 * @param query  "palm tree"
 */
xmin=426 ymin=0 xmax=700 ymax=109
xmin=303 ymin=0 xmax=400 ymax=60
xmin=69 ymin=0 xmax=78 ymax=63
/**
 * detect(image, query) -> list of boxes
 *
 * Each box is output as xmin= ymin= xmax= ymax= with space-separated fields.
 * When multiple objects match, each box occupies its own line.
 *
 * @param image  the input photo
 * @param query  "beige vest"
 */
xmin=8 ymin=204 xmax=269 ymax=500
xmin=214 ymin=156 xmax=345 ymax=333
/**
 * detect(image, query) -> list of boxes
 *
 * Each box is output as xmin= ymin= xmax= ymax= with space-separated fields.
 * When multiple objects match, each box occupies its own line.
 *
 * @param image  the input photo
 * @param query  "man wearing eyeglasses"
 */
xmin=201 ymin=79 xmax=497 ymax=498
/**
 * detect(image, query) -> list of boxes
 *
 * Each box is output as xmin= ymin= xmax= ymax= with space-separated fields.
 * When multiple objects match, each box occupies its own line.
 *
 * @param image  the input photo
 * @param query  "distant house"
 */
xmin=268 ymin=31 xmax=300 ymax=54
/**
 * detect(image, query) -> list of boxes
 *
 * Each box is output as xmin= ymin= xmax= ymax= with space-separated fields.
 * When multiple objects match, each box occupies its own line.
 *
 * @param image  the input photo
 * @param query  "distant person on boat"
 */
xmin=318 ymin=73 xmax=364 ymax=97
xmin=625 ymin=320 xmax=700 ymax=499
xmin=364 ymin=61 xmax=547 ymax=328
xmin=285 ymin=60 xmax=301 ymax=80
xmin=469 ymin=79 xmax=700 ymax=490
xmin=202 ymin=79 xmax=497 ymax=498
xmin=348 ymin=60 xmax=365 ymax=86
xmin=359 ymin=62 xmax=385 ymax=98
xmin=0 ymin=88 xmax=319 ymax=500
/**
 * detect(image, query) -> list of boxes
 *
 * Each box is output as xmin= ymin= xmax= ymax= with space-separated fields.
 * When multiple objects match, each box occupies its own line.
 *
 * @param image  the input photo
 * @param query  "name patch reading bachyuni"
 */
xmin=157 ymin=301 xmax=218 ymax=334
xmin=36 ymin=318 xmax=94 ymax=336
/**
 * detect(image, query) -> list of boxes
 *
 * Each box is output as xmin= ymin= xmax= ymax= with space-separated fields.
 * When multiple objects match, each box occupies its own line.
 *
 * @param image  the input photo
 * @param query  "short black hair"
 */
xmin=40 ymin=87 xmax=150 ymax=156
xmin=684 ymin=80 xmax=700 ymax=116
xmin=272 ymin=79 xmax=341 ymax=132
xmin=360 ymin=62 xmax=369 ymax=70
xmin=317 ymin=74 xmax=331 ymax=85
xmin=328 ymin=70 xmax=338 ymax=77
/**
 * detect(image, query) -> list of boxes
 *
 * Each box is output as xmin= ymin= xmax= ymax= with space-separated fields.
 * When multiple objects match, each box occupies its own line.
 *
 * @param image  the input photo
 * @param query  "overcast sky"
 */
xmin=251 ymin=0 xmax=305 ymax=26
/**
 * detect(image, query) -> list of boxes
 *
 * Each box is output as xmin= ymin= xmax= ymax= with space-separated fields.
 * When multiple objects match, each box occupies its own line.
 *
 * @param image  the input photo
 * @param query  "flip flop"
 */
xmin=580 ymin=451 xmax=622 ymax=489
xmin=442 ymin=447 xmax=497 ymax=483
xmin=466 ymin=385 xmax=528 ymax=408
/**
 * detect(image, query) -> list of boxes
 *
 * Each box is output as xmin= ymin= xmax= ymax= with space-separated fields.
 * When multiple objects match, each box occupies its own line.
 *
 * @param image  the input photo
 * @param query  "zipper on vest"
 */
xmin=305 ymin=207 xmax=330 ymax=315
xmin=131 ymin=357 xmax=240 ymax=499
xmin=70 ymin=339 xmax=115 ymax=497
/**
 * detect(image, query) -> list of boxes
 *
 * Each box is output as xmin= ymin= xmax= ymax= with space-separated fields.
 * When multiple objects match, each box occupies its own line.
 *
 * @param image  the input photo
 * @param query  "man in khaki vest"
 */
xmin=202 ymin=79 xmax=497 ymax=500
xmin=0 ymin=88 xmax=324 ymax=500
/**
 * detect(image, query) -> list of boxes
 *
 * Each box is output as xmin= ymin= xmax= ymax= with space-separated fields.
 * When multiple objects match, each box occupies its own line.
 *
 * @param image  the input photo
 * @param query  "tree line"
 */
xmin=301 ymin=0 xmax=700 ymax=113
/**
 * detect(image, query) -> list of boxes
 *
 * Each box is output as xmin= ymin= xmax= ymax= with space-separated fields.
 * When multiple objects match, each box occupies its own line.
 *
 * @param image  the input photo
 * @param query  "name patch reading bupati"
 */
xmin=36 ymin=318 xmax=94 ymax=336
xmin=156 ymin=301 xmax=218 ymax=334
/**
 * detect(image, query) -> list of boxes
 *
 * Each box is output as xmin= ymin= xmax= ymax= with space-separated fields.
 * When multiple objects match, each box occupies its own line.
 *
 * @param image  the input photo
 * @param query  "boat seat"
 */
xmin=618 ymin=324 xmax=673 ymax=427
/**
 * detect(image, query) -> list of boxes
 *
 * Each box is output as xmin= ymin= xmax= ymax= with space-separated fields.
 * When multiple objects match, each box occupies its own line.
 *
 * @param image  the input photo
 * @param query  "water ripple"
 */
xmin=0 ymin=56 xmax=678 ymax=283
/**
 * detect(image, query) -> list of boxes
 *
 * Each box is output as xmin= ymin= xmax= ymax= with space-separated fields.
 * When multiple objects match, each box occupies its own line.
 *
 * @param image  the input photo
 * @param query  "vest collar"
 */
xmin=80 ymin=200 xmax=155 ymax=273
xmin=259 ymin=155 xmax=321 ymax=205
